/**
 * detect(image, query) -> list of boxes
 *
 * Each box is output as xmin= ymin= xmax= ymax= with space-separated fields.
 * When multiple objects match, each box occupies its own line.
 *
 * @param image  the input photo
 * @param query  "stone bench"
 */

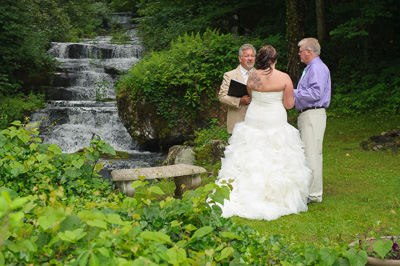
xmin=111 ymin=164 xmax=206 ymax=198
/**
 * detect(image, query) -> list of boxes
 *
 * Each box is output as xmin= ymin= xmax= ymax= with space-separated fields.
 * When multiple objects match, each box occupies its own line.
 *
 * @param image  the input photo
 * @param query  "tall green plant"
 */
xmin=0 ymin=121 xmax=117 ymax=204
xmin=116 ymin=30 xmax=278 ymax=128
xmin=116 ymin=29 xmax=239 ymax=127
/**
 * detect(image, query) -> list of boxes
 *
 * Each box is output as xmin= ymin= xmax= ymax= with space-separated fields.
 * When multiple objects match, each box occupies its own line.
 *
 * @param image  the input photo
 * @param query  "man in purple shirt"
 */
xmin=294 ymin=38 xmax=331 ymax=204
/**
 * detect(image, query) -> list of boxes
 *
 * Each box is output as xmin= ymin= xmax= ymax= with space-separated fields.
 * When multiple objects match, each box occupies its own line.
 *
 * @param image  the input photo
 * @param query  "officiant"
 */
xmin=218 ymin=44 xmax=256 ymax=134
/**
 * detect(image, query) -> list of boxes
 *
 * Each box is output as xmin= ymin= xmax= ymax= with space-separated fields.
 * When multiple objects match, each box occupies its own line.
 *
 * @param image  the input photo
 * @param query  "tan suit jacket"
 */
xmin=218 ymin=65 xmax=252 ymax=134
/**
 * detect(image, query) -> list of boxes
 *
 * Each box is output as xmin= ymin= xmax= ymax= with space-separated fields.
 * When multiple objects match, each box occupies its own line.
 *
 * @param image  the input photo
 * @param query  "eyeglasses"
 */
xmin=298 ymin=49 xmax=308 ymax=54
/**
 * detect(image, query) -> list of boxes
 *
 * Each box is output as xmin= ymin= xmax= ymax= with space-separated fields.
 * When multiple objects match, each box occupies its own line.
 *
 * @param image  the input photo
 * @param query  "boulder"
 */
xmin=116 ymin=91 xmax=226 ymax=152
xmin=163 ymin=145 xmax=196 ymax=166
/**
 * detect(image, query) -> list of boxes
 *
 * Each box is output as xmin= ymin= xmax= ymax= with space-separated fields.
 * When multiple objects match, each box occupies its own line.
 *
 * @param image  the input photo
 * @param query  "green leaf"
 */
xmin=97 ymin=247 xmax=110 ymax=258
xmin=184 ymin=224 xmax=197 ymax=231
xmin=10 ymin=196 xmax=29 ymax=210
xmin=150 ymin=186 xmax=165 ymax=195
xmin=140 ymin=231 xmax=172 ymax=244
xmin=48 ymin=144 xmax=62 ymax=154
xmin=106 ymin=213 xmax=125 ymax=225
xmin=346 ymin=248 xmax=368 ymax=266
xmin=171 ymin=220 xmax=182 ymax=227
xmin=38 ymin=214 xmax=57 ymax=231
xmin=65 ymin=167 xmax=82 ymax=178
xmin=72 ymin=158 xmax=85 ymax=168
xmin=22 ymin=239 xmax=37 ymax=252
xmin=58 ymin=230 xmax=78 ymax=242
xmin=88 ymin=253 xmax=100 ymax=266
xmin=305 ymin=247 xmax=318 ymax=265
xmin=221 ymin=231 xmax=242 ymax=240
xmin=36 ymin=154 xmax=47 ymax=162
xmin=0 ymin=252 xmax=4 ymax=265
xmin=131 ymin=180 xmax=144 ymax=188
xmin=60 ymin=215 xmax=82 ymax=232
xmin=86 ymin=219 xmax=107 ymax=230
xmin=17 ymin=131 xmax=30 ymax=144
xmin=319 ymin=247 xmax=338 ymax=265
xmin=191 ymin=226 xmax=213 ymax=240
xmin=10 ymin=165 xmax=24 ymax=177
xmin=0 ymin=135 xmax=6 ymax=147
xmin=217 ymin=247 xmax=234 ymax=261
xmin=373 ymin=239 xmax=393 ymax=259
xmin=79 ymin=251 xmax=90 ymax=266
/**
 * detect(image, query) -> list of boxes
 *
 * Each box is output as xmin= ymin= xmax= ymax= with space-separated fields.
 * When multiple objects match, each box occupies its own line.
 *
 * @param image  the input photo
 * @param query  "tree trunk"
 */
xmin=316 ymin=0 xmax=328 ymax=43
xmin=285 ymin=0 xmax=305 ymax=88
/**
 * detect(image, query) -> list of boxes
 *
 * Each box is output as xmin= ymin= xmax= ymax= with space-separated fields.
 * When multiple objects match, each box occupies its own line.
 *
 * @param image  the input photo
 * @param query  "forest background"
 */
xmin=1 ymin=0 xmax=399 ymax=129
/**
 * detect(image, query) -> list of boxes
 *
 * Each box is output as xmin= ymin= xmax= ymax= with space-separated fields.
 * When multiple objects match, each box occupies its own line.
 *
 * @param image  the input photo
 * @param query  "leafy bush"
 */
xmin=116 ymin=29 xmax=280 ymax=128
xmin=0 ymin=121 xmax=372 ymax=265
xmin=192 ymin=118 xmax=229 ymax=175
xmin=0 ymin=177 xmax=365 ymax=265
xmin=0 ymin=93 xmax=45 ymax=130
xmin=330 ymin=60 xmax=400 ymax=115
xmin=116 ymin=29 xmax=237 ymax=128
xmin=0 ymin=121 xmax=118 ymax=205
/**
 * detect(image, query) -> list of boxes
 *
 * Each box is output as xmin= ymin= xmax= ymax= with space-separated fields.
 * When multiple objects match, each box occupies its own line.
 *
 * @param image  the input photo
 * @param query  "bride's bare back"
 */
xmin=247 ymin=67 xmax=294 ymax=109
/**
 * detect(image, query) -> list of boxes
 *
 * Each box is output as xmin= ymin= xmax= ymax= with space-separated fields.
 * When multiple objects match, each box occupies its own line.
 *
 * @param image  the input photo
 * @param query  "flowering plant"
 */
xmin=365 ymin=236 xmax=400 ymax=260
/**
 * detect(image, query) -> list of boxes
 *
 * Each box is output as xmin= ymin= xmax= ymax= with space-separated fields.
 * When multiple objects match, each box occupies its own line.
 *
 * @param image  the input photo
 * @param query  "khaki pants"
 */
xmin=298 ymin=108 xmax=326 ymax=202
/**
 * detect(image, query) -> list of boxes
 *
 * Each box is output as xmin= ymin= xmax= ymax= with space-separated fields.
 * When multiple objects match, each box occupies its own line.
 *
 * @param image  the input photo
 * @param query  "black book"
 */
xmin=228 ymin=79 xmax=248 ymax=97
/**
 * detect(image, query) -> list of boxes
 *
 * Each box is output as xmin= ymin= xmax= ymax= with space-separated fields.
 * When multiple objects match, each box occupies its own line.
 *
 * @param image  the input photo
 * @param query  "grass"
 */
xmin=229 ymin=113 xmax=400 ymax=246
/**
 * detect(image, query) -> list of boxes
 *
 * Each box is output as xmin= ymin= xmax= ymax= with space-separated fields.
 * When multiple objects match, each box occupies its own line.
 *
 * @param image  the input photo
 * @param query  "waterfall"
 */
xmin=30 ymin=13 xmax=165 ymax=174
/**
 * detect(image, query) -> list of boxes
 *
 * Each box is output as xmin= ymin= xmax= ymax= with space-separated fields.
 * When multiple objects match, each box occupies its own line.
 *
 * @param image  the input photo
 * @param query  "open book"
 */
xmin=228 ymin=79 xmax=248 ymax=98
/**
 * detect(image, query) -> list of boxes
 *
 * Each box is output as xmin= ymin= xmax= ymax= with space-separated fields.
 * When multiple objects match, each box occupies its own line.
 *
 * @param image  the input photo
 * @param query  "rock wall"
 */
xmin=117 ymin=91 xmax=227 ymax=152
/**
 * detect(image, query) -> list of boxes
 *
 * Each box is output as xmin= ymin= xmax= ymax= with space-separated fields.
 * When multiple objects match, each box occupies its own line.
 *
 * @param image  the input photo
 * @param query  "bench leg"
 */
xmin=116 ymin=181 xmax=136 ymax=198
xmin=174 ymin=174 xmax=201 ymax=199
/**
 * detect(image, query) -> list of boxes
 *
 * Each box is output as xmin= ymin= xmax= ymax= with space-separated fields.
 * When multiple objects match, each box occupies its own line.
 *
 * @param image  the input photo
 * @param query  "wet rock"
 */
xmin=360 ymin=130 xmax=400 ymax=151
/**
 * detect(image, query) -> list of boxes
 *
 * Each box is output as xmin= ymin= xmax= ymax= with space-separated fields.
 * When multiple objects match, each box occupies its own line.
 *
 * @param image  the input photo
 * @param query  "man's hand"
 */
xmin=239 ymin=95 xmax=251 ymax=105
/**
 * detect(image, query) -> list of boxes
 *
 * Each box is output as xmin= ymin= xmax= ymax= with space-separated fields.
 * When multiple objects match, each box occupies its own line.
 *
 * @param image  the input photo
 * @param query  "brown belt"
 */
xmin=299 ymin=106 xmax=324 ymax=113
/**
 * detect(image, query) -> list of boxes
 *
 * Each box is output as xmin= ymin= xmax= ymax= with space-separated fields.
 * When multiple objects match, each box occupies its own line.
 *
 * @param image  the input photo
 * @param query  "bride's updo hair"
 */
xmin=256 ymin=45 xmax=278 ymax=74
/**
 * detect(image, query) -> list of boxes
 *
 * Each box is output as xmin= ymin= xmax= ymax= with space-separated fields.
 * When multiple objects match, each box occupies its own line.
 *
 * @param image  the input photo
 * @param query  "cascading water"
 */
xmin=30 ymin=13 xmax=165 ymax=177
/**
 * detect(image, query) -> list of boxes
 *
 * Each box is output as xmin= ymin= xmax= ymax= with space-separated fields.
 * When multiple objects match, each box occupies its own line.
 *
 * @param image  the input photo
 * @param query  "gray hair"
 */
xmin=239 ymin=44 xmax=256 ymax=57
xmin=298 ymin=38 xmax=321 ymax=56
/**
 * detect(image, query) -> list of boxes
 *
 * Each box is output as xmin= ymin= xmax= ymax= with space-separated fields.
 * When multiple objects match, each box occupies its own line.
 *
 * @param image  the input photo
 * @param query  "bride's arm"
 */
xmin=283 ymin=74 xmax=295 ymax=109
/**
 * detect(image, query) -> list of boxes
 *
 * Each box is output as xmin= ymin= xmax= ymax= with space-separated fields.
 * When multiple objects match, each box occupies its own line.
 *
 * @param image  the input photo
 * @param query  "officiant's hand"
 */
xmin=240 ymin=95 xmax=251 ymax=105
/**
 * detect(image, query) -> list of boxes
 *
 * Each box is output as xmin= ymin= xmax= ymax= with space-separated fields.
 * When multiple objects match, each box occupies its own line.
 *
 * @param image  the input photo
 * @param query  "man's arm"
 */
xmin=219 ymin=72 xmax=251 ymax=107
xmin=218 ymin=72 xmax=241 ymax=108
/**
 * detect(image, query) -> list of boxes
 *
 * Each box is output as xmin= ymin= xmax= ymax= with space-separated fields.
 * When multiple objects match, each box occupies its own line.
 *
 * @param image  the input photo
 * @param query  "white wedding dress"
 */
xmin=215 ymin=90 xmax=311 ymax=221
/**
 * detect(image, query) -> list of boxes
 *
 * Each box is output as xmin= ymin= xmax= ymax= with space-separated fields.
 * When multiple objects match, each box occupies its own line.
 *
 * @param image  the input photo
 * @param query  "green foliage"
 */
xmin=2 ymin=117 xmax=399 ymax=264
xmin=116 ymin=30 xmax=278 ymax=128
xmin=0 ymin=121 xmax=117 ymax=204
xmin=116 ymin=29 xmax=236 ymax=127
xmin=94 ymin=80 xmax=110 ymax=101
xmin=330 ymin=60 xmax=400 ymax=115
xmin=0 ymin=0 xmax=114 ymax=97
xmin=192 ymin=119 xmax=229 ymax=175
xmin=325 ymin=0 xmax=400 ymax=115
xmin=135 ymin=0 xmax=222 ymax=51
xmin=135 ymin=0 xmax=286 ymax=52
xmin=0 ymin=172 xmax=360 ymax=265
xmin=64 ymin=0 xmax=112 ymax=40
xmin=0 ymin=93 xmax=45 ymax=130
xmin=110 ymin=0 xmax=138 ymax=13
xmin=0 ymin=0 xmax=56 ymax=94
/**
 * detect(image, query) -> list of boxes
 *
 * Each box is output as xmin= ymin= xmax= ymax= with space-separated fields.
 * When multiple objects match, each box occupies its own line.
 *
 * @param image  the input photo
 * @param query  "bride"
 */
xmin=214 ymin=45 xmax=312 ymax=221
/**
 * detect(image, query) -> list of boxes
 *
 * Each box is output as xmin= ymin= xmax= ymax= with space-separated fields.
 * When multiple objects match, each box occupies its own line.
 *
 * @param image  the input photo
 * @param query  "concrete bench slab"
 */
xmin=111 ymin=164 xmax=206 ymax=198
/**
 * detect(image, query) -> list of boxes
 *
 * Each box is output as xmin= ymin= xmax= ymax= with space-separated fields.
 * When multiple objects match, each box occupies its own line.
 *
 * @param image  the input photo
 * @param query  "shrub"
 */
xmin=0 ymin=121 xmax=118 ymax=205
xmin=116 ymin=29 xmax=282 ymax=128
xmin=0 ymin=93 xmax=45 ymax=130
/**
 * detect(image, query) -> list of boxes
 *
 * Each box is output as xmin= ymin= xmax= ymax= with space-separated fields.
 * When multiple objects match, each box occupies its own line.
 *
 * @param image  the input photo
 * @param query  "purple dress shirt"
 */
xmin=294 ymin=56 xmax=331 ymax=111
